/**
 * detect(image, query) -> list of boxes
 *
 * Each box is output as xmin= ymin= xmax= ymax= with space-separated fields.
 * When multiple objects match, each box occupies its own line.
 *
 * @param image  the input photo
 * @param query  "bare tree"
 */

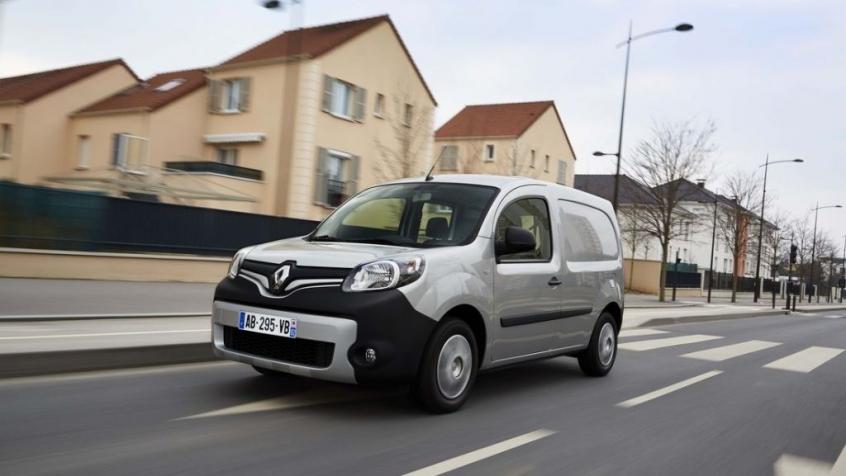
xmin=625 ymin=119 xmax=716 ymax=301
xmin=373 ymin=86 xmax=433 ymax=181
xmin=715 ymin=172 xmax=762 ymax=302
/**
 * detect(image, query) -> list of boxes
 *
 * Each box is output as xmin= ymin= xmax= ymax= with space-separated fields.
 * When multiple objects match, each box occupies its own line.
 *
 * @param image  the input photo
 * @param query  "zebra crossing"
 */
xmin=618 ymin=328 xmax=845 ymax=373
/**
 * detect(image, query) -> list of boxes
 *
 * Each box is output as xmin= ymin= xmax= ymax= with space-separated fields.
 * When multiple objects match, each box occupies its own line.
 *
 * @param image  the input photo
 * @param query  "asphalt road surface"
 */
xmin=2 ymin=312 xmax=845 ymax=476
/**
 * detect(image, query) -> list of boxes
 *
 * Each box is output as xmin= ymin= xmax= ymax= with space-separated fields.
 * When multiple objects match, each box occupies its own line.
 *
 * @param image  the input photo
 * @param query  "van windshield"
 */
xmin=309 ymin=183 xmax=499 ymax=248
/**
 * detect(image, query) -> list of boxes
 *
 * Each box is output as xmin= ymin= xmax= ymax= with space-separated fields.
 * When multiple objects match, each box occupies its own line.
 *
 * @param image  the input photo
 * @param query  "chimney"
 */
xmin=696 ymin=179 xmax=706 ymax=188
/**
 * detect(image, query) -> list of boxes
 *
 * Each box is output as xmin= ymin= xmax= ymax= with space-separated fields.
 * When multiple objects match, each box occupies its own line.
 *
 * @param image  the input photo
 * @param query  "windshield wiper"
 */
xmin=310 ymin=234 xmax=338 ymax=242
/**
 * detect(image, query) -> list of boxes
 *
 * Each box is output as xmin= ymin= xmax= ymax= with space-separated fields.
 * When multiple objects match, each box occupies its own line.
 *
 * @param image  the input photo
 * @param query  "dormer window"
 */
xmin=155 ymin=79 xmax=185 ymax=92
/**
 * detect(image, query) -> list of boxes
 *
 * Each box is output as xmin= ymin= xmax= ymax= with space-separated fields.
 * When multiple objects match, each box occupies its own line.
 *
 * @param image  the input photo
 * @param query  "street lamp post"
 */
xmin=593 ymin=21 xmax=693 ymax=212
xmin=707 ymin=195 xmax=718 ymax=303
xmin=808 ymin=203 xmax=843 ymax=303
xmin=753 ymin=156 xmax=803 ymax=302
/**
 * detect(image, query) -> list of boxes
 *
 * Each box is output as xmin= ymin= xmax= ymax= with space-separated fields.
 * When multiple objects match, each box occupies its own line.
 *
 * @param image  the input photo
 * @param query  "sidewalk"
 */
xmin=0 ymin=278 xmax=214 ymax=318
xmin=2 ymin=278 xmax=845 ymax=378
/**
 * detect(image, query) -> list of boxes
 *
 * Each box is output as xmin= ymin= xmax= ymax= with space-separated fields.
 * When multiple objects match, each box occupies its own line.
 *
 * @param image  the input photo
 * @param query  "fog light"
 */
xmin=364 ymin=348 xmax=377 ymax=364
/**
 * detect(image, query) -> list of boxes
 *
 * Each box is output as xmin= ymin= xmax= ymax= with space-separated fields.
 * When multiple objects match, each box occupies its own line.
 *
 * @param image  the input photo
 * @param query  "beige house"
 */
xmin=201 ymin=14 xmax=437 ymax=219
xmin=55 ymin=68 xmax=249 ymax=207
xmin=0 ymin=59 xmax=139 ymax=184
xmin=434 ymin=101 xmax=576 ymax=186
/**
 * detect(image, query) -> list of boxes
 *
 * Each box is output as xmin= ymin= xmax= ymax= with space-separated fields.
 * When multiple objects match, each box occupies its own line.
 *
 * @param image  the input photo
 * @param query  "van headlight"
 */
xmin=343 ymin=257 xmax=425 ymax=292
xmin=227 ymin=247 xmax=253 ymax=279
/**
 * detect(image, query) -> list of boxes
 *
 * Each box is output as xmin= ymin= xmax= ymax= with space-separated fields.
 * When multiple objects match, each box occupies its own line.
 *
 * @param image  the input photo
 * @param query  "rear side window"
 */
xmin=559 ymin=200 xmax=619 ymax=261
xmin=495 ymin=198 xmax=552 ymax=262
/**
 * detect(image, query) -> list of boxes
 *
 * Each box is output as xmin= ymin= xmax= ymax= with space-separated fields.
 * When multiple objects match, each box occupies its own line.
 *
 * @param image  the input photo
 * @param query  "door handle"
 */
xmin=548 ymin=276 xmax=562 ymax=286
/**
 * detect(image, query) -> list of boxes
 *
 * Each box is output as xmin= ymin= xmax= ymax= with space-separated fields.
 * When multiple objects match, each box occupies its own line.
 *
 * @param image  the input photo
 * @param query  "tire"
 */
xmin=578 ymin=312 xmax=618 ymax=377
xmin=412 ymin=319 xmax=479 ymax=413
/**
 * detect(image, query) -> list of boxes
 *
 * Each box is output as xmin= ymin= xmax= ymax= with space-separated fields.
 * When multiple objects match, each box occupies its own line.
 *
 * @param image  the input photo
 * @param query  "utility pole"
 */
xmin=707 ymin=197 xmax=718 ymax=303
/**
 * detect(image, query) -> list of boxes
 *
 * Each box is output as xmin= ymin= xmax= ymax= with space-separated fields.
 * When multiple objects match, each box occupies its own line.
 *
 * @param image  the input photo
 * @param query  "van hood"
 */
xmin=245 ymin=237 xmax=418 ymax=268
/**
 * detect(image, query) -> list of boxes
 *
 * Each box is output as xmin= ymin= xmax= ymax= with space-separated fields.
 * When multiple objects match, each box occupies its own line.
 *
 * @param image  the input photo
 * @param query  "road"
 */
xmin=1 ymin=312 xmax=845 ymax=476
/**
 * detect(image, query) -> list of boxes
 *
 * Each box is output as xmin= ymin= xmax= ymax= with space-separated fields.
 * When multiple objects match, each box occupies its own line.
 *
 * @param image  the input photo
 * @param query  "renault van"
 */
xmin=212 ymin=175 xmax=624 ymax=412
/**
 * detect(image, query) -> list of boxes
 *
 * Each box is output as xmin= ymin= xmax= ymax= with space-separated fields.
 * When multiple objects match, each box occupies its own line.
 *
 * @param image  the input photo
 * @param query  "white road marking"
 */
xmin=824 ymin=315 xmax=844 ymax=319
xmin=774 ymin=444 xmax=846 ymax=476
xmin=764 ymin=346 xmax=845 ymax=373
xmin=619 ymin=328 xmax=669 ymax=338
xmin=177 ymin=387 xmax=399 ymax=420
xmin=682 ymin=340 xmax=781 ymax=362
xmin=618 ymin=334 xmax=722 ymax=351
xmin=402 ymin=429 xmax=556 ymax=476
xmin=0 ymin=329 xmax=208 ymax=341
xmin=616 ymin=371 xmax=722 ymax=408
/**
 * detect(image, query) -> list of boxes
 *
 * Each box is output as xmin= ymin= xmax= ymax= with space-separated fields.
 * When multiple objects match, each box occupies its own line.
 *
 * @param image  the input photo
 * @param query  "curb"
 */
xmin=640 ymin=309 xmax=792 ymax=327
xmin=0 ymin=343 xmax=217 ymax=379
xmin=0 ymin=312 xmax=211 ymax=322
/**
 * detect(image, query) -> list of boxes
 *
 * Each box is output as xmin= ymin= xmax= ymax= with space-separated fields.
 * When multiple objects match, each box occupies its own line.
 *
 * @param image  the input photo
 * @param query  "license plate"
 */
xmin=238 ymin=311 xmax=297 ymax=338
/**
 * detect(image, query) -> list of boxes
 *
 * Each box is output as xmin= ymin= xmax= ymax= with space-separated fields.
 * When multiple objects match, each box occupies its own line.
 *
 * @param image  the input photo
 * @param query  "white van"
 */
xmin=212 ymin=175 xmax=624 ymax=412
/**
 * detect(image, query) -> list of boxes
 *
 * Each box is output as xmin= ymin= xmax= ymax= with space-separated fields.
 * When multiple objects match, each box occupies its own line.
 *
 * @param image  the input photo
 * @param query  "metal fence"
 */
xmin=0 ymin=181 xmax=319 ymax=256
xmin=665 ymin=270 xmax=702 ymax=288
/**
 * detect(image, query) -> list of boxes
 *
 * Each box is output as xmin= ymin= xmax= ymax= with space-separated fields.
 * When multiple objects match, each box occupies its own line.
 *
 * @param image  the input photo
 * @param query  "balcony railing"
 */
xmin=164 ymin=161 xmax=263 ymax=181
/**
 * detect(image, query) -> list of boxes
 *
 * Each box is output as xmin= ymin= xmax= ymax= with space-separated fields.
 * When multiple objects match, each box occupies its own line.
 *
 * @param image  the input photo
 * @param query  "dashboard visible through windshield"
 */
xmin=309 ymin=183 xmax=499 ymax=248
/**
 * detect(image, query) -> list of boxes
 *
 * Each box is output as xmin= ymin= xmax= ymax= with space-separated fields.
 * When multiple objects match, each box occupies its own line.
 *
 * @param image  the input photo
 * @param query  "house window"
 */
xmin=544 ymin=154 xmax=550 ymax=172
xmin=322 ymin=75 xmax=366 ymax=121
xmin=112 ymin=133 xmax=129 ymax=168
xmin=77 ymin=135 xmax=91 ymax=169
xmin=315 ymin=147 xmax=360 ymax=208
xmin=209 ymin=78 xmax=251 ymax=113
xmin=216 ymin=148 xmax=239 ymax=166
xmin=403 ymin=103 xmax=413 ymax=127
xmin=155 ymin=79 xmax=185 ymax=92
xmin=530 ymin=149 xmax=536 ymax=168
xmin=556 ymin=159 xmax=566 ymax=184
xmin=0 ymin=124 xmax=10 ymax=158
xmin=374 ymin=93 xmax=385 ymax=118
xmin=440 ymin=145 xmax=458 ymax=171
xmin=484 ymin=144 xmax=495 ymax=162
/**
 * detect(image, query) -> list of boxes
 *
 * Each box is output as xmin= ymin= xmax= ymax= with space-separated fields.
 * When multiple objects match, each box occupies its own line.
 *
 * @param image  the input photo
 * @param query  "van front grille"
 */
xmin=223 ymin=326 xmax=334 ymax=368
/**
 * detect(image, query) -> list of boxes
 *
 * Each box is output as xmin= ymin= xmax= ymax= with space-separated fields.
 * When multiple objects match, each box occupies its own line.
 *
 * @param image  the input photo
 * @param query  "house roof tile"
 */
xmin=0 ymin=59 xmax=139 ymax=104
xmin=435 ymin=101 xmax=555 ymax=139
xmin=76 ymin=68 xmax=206 ymax=114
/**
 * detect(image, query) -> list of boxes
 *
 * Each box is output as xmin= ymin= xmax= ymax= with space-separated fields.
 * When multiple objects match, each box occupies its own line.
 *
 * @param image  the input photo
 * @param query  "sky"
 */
xmin=1 ymin=0 xmax=845 ymax=250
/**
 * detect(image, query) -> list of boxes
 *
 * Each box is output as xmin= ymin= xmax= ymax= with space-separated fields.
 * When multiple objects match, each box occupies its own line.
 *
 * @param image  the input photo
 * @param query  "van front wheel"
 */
xmin=577 ymin=312 xmax=618 ymax=377
xmin=413 ymin=319 xmax=478 ymax=413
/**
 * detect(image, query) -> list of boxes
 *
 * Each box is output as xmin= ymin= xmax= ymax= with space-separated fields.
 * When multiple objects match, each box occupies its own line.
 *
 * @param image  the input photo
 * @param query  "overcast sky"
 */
xmin=2 ymin=0 xmax=845 ymax=248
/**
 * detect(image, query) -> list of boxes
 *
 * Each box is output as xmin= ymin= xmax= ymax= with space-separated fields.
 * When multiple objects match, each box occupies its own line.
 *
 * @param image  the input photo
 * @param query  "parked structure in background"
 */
xmin=0 ymin=59 xmax=139 ymax=184
xmin=0 ymin=15 xmax=436 ymax=219
xmin=434 ymin=101 xmax=576 ymax=186
xmin=575 ymin=175 xmax=777 ymax=280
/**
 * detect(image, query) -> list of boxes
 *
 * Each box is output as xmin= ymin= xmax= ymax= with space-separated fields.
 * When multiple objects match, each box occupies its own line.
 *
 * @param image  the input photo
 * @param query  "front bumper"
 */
xmin=213 ymin=276 xmax=438 ymax=384
xmin=213 ymin=300 xmax=358 ymax=384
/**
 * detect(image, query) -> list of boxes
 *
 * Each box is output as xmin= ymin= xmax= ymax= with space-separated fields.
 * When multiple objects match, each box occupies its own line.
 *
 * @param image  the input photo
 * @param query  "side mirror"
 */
xmin=496 ymin=226 xmax=536 ymax=256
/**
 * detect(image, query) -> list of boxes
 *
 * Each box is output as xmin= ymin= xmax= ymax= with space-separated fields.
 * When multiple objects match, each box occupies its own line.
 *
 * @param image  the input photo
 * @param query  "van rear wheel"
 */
xmin=412 ymin=319 xmax=478 ymax=413
xmin=577 ymin=312 xmax=618 ymax=377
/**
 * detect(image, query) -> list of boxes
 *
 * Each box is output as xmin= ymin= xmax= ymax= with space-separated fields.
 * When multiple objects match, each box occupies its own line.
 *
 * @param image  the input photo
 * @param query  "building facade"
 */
xmin=0 ymin=59 xmax=139 ymax=185
xmin=434 ymin=101 xmax=576 ymax=186
xmin=575 ymin=175 xmax=777 ymax=279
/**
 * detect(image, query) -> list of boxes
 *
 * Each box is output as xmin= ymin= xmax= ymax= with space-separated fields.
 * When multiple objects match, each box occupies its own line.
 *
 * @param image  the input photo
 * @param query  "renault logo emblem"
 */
xmin=271 ymin=264 xmax=291 ymax=293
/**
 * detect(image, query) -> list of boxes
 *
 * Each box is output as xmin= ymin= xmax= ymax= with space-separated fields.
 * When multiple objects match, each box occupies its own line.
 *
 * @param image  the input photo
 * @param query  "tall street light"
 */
xmin=752 ymin=155 xmax=803 ymax=302
xmin=593 ymin=21 xmax=694 ymax=212
xmin=808 ymin=203 xmax=843 ymax=302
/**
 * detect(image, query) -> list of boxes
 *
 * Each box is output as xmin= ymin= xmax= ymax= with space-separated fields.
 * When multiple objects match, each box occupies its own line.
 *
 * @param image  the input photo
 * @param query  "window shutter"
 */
xmin=321 ymin=75 xmax=333 ymax=112
xmin=208 ymin=80 xmax=222 ymax=112
xmin=353 ymin=87 xmax=366 ymax=122
xmin=346 ymin=155 xmax=360 ymax=195
xmin=314 ymin=147 xmax=329 ymax=205
xmin=238 ymin=78 xmax=251 ymax=112
xmin=557 ymin=160 xmax=566 ymax=184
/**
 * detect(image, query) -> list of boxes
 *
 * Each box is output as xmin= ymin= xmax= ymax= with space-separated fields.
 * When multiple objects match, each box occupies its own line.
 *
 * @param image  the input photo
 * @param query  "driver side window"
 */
xmin=495 ymin=198 xmax=552 ymax=261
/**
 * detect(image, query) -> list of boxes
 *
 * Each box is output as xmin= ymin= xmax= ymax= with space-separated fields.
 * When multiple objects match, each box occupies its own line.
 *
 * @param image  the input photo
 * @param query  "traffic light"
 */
xmin=790 ymin=244 xmax=798 ymax=264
